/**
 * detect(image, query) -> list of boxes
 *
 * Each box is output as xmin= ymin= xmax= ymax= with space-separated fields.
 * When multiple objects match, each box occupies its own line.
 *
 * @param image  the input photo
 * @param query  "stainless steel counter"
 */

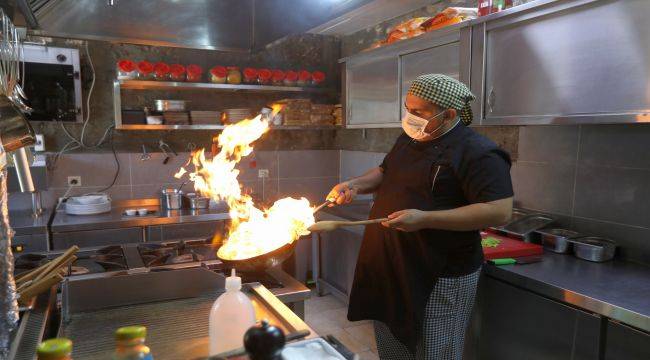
xmin=50 ymin=199 xmax=230 ymax=232
xmin=485 ymin=252 xmax=650 ymax=332
xmin=9 ymin=208 xmax=52 ymax=235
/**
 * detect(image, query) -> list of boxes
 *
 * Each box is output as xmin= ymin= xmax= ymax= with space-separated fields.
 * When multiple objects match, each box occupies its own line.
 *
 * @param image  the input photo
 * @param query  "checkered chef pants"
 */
xmin=374 ymin=268 xmax=481 ymax=360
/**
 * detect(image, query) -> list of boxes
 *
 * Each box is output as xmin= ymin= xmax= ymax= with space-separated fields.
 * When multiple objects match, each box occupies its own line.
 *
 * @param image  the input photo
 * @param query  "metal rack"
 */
xmin=113 ymin=80 xmax=338 ymax=130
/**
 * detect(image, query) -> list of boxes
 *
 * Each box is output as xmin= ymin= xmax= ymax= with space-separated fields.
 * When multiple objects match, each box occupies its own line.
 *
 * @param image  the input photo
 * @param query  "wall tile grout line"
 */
xmin=570 ymin=125 xmax=582 ymax=222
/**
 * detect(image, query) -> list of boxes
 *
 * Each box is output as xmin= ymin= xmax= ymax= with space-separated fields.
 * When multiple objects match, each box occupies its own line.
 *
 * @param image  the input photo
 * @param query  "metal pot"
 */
xmin=537 ymin=228 xmax=579 ymax=253
xmin=569 ymin=237 xmax=616 ymax=262
xmin=0 ymin=95 xmax=35 ymax=152
xmin=218 ymin=241 xmax=297 ymax=272
xmin=185 ymin=193 xmax=209 ymax=209
xmin=153 ymin=99 xmax=187 ymax=112
xmin=160 ymin=188 xmax=183 ymax=210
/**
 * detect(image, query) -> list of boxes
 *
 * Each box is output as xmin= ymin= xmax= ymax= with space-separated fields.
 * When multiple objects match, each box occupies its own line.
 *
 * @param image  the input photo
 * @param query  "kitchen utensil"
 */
xmin=536 ymin=228 xmax=579 ymax=254
xmin=218 ymin=241 xmax=297 ymax=272
xmin=186 ymin=193 xmax=209 ymax=209
xmin=140 ymin=144 xmax=151 ymax=161
xmin=160 ymin=188 xmax=183 ymax=210
xmin=159 ymin=139 xmax=177 ymax=164
xmin=307 ymin=218 xmax=389 ymax=232
xmin=569 ymin=237 xmax=616 ymax=262
xmin=153 ymin=99 xmax=187 ymax=112
xmin=244 ymin=319 xmax=285 ymax=360
xmin=0 ymin=95 xmax=35 ymax=152
xmin=312 ymin=199 xmax=335 ymax=214
xmin=481 ymin=232 xmax=544 ymax=260
xmin=500 ymin=213 xmax=555 ymax=242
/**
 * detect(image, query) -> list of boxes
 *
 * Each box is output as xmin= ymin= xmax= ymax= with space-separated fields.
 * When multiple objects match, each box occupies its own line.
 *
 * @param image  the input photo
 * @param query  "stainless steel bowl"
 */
xmin=537 ymin=228 xmax=579 ymax=253
xmin=153 ymin=99 xmax=187 ymax=112
xmin=185 ymin=193 xmax=209 ymax=209
xmin=569 ymin=237 xmax=616 ymax=262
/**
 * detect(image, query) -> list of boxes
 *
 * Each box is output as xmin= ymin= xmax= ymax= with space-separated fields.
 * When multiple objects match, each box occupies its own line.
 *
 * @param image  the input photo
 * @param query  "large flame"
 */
xmin=176 ymin=108 xmax=315 ymax=260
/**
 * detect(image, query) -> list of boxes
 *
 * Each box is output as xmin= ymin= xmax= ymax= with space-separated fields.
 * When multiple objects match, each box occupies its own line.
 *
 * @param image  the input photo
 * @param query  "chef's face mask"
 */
xmin=401 ymin=109 xmax=446 ymax=140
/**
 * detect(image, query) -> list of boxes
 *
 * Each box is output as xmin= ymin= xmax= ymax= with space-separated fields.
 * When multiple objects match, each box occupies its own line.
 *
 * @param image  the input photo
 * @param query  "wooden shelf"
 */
xmin=118 ymin=79 xmax=334 ymax=93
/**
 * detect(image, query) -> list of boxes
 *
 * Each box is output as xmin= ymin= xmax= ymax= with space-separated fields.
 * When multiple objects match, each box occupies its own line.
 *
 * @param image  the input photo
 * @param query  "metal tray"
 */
xmin=490 ymin=208 xmax=530 ymax=232
xmin=500 ymin=214 xmax=555 ymax=240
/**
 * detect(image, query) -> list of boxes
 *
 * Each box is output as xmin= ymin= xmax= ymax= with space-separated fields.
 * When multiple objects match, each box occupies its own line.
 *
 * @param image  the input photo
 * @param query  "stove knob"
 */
xmin=244 ymin=319 xmax=285 ymax=360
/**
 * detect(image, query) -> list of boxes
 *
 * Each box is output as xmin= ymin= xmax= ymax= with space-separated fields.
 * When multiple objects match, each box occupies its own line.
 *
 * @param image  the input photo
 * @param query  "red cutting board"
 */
xmin=481 ymin=231 xmax=543 ymax=260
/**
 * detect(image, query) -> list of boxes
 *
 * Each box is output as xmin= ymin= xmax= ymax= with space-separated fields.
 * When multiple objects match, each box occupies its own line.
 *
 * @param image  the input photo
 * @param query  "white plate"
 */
xmin=65 ymin=200 xmax=111 ymax=215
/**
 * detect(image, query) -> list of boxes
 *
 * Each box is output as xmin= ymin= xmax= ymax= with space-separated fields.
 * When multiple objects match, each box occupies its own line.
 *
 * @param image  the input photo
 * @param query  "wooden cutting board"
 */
xmin=481 ymin=231 xmax=543 ymax=260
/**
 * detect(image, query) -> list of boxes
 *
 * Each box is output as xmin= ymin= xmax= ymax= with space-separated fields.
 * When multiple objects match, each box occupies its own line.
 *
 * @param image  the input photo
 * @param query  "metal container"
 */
xmin=501 ymin=213 xmax=555 ymax=242
xmin=185 ymin=193 xmax=209 ymax=209
xmin=536 ymin=228 xmax=579 ymax=254
xmin=0 ymin=95 xmax=35 ymax=152
xmin=153 ymin=99 xmax=187 ymax=112
xmin=160 ymin=188 xmax=183 ymax=210
xmin=569 ymin=237 xmax=616 ymax=262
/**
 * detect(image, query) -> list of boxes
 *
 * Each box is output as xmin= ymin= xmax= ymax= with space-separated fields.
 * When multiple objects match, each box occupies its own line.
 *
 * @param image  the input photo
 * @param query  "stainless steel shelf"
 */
xmin=115 ymin=123 xmax=343 ymax=131
xmin=119 ymin=79 xmax=334 ymax=93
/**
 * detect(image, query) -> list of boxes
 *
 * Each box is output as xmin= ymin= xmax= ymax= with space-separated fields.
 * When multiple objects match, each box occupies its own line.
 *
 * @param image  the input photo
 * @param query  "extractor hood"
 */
xmin=16 ymin=0 xmax=375 ymax=52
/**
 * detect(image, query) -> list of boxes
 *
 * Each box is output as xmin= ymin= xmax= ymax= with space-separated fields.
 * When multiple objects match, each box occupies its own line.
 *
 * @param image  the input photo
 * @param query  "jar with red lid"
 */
xmin=226 ymin=66 xmax=242 ymax=84
xmin=312 ymin=71 xmax=326 ymax=86
xmin=258 ymin=68 xmax=272 ymax=85
xmin=169 ymin=64 xmax=186 ymax=82
xmin=297 ymin=70 xmax=312 ymax=86
xmin=284 ymin=71 xmax=298 ymax=86
xmin=117 ymin=59 xmax=137 ymax=79
xmin=153 ymin=62 xmax=170 ymax=81
xmin=186 ymin=64 xmax=203 ymax=82
xmin=137 ymin=61 xmax=154 ymax=80
xmin=242 ymin=68 xmax=258 ymax=84
xmin=271 ymin=70 xmax=285 ymax=86
xmin=210 ymin=66 xmax=227 ymax=84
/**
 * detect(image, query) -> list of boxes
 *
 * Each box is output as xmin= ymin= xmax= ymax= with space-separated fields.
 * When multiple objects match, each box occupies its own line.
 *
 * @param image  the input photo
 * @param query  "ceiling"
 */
xmin=18 ymin=0 xmax=392 ymax=52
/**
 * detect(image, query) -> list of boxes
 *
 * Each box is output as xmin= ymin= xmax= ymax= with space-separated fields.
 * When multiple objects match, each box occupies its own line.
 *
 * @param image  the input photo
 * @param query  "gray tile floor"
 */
xmin=305 ymin=291 xmax=379 ymax=360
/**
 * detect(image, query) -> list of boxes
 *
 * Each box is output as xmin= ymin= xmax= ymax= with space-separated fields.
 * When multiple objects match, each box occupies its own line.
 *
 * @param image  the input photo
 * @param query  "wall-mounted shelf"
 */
xmin=118 ymin=79 xmax=334 ymax=93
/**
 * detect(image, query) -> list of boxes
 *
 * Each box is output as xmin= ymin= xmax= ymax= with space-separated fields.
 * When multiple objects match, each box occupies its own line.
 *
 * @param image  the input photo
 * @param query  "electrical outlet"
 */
xmin=67 ymin=176 xmax=81 ymax=187
xmin=258 ymin=169 xmax=269 ymax=178
xmin=34 ymin=134 xmax=45 ymax=152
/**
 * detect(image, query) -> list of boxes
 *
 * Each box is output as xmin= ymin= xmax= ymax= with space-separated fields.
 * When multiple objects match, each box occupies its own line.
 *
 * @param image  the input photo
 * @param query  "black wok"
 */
xmin=217 ymin=240 xmax=297 ymax=272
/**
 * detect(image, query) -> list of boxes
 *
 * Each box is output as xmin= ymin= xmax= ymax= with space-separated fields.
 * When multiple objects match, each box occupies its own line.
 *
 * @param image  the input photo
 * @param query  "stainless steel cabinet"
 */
xmin=469 ymin=275 xmax=601 ymax=360
xmin=400 ymin=42 xmax=460 ymax=118
xmin=146 ymin=221 xmax=224 ymax=242
xmin=317 ymin=227 xmax=363 ymax=302
xmin=605 ymin=320 xmax=650 ymax=360
xmin=473 ymin=0 xmax=650 ymax=125
xmin=52 ymin=227 xmax=143 ymax=250
xmin=346 ymin=55 xmax=400 ymax=127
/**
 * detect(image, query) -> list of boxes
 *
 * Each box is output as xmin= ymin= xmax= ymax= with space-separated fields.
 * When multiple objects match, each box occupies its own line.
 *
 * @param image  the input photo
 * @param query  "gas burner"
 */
xmin=15 ymin=245 xmax=128 ymax=276
xmin=137 ymin=239 xmax=218 ymax=267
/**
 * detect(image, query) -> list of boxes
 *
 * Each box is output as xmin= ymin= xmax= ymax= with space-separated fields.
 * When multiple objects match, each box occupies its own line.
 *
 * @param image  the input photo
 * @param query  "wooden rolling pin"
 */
xmin=308 ymin=218 xmax=389 ymax=232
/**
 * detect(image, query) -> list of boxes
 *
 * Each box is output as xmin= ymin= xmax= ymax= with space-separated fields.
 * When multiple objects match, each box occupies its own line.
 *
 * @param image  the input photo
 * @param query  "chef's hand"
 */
xmin=326 ymin=182 xmax=357 ymax=205
xmin=382 ymin=209 xmax=428 ymax=232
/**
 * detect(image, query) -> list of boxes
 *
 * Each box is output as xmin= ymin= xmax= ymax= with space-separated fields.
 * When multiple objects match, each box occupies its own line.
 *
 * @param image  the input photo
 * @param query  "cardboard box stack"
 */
xmin=276 ymin=99 xmax=312 ymax=125
xmin=333 ymin=104 xmax=343 ymax=125
xmin=310 ymin=104 xmax=335 ymax=125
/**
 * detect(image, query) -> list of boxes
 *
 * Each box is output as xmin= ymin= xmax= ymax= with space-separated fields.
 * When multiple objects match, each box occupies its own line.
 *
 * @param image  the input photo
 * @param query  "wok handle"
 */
xmin=345 ymin=218 xmax=389 ymax=226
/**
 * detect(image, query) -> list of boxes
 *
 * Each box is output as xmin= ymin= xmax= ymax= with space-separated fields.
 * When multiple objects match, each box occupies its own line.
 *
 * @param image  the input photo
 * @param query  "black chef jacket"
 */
xmin=347 ymin=124 xmax=513 ymax=351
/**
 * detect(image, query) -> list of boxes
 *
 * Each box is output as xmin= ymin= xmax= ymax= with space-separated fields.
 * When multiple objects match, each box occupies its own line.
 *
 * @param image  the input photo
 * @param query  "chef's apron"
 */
xmin=347 ymin=130 xmax=480 ymax=352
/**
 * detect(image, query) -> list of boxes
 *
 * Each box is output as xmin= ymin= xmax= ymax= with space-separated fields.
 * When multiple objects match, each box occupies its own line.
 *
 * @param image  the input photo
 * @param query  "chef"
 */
xmin=327 ymin=74 xmax=513 ymax=359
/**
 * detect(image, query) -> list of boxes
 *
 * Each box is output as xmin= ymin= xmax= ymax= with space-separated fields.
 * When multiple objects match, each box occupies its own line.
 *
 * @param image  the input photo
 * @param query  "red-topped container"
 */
xmin=242 ymin=68 xmax=258 ymax=84
xmin=153 ymin=62 xmax=170 ymax=80
xmin=258 ymin=68 xmax=272 ymax=85
xmin=284 ymin=70 xmax=299 ymax=86
xmin=186 ymin=64 xmax=203 ymax=82
xmin=117 ymin=59 xmax=137 ymax=79
xmin=312 ymin=71 xmax=326 ymax=86
xmin=210 ymin=66 xmax=227 ymax=84
xmin=137 ymin=60 xmax=154 ymax=80
xmin=297 ymin=70 xmax=312 ymax=86
xmin=271 ymin=70 xmax=285 ymax=86
xmin=169 ymin=64 xmax=186 ymax=82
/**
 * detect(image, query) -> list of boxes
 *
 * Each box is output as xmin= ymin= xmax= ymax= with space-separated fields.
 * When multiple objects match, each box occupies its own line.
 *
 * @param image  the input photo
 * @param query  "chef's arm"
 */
xmin=327 ymin=167 xmax=384 ymax=204
xmin=423 ymin=197 xmax=513 ymax=231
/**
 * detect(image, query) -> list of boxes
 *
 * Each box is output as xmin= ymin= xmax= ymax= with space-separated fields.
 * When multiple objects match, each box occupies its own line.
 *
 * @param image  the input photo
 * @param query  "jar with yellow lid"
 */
xmin=113 ymin=326 xmax=153 ymax=360
xmin=226 ymin=66 xmax=242 ymax=84
xmin=37 ymin=338 xmax=73 ymax=360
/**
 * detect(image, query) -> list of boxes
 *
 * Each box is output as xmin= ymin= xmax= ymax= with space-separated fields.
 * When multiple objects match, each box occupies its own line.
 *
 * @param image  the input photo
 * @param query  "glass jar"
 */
xmin=284 ymin=70 xmax=298 ymax=86
xmin=169 ymin=64 xmax=186 ymax=82
xmin=186 ymin=64 xmax=203 ymax=82
xmin=226 ymin=66 xmax=242 ymax=84
xmin=113 ymin=326 xmax=153 ymax=360
xmin=210 ymin=66 xmax=227 ymax=83
xmin=297 ymin=70 xmax=311 ymax=86
xmin=242 ymin=68 xmax=258 ymax=84
xmin=311 ymin=71 xmax=326 ymax=86
xmin=153 ymin=62 xmax=170 ymax=81
xmin=137 ymin=61 xmax=154 ymax=80
xmin=257 ymin=68 xmax=272 ymax=85
xmin=117 ymin=59 xmax=137 ymax=80
xmin=37 ymin=338 xmax=73 ymax=360
xmin=271 ymin=70 xmax=285 ymax=86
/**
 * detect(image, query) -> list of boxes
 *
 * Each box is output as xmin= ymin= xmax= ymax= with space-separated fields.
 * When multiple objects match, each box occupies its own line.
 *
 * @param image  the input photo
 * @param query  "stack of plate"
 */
xmin=65 ymin=194 xmax=111 ymax=215
xmin=221 ymin=108 xmax=252 ymax=124
xmin=190 ymin=110 xmax=221 ymax=125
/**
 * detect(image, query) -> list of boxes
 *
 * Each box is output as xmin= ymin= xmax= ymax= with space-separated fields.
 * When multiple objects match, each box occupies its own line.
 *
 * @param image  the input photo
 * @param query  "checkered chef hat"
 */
xmin=408 ymin=74 xmax=476 ymax=125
